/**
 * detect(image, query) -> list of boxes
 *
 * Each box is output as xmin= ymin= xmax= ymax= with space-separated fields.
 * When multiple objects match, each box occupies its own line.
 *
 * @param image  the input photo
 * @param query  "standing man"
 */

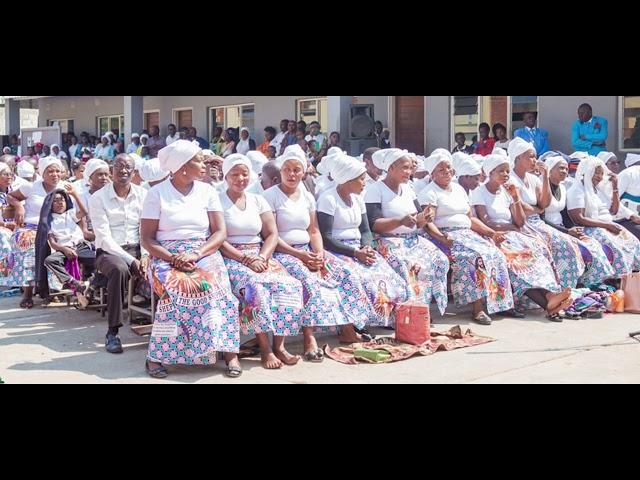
xmin=166 ymin=124 xmax=180 ymax=145
xmin=514 ymin=112 xmax=551 ymax=155
xmin=147 ymin=126 xmax=166 ymax=158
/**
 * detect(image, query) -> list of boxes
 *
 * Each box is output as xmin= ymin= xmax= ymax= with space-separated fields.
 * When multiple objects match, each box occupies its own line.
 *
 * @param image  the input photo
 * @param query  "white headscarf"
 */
xmin=626 ymin=153 xmax=640 ymax=168
xmin=415 ymin=156 xmax=428 ymax=174
xmin=572 ymin=156 xmax=610 ymax=219
xmin=38 ymin=156 xmax=63 ymax=175
xmin=85 ymin=159 xmax=110 ymax=181
xmin=317 ymin=148 xmax=347 ymax=176
xmin=2 ymin=147 xmax=11 ymax=155
xmin=129 ymin=153 xmax=145 ymax=172
xmin=131 ymin=133 xmax=140 ymax=139
xmin=236 ymin=128 xmax=252 ymax=155
xmin=456 ymin=156 xmax=483 ymax=177
xmin=544 ymin=155 xmax=568 ymax=173
xmin=101 ymin=135 xmax=111 ymax=144
xmin=223 ymin=154 xmax=253 ymax=179
xmin=138 ymin=158 xmax=169 ymax=183
xmin=492 ymin=146 xmax=508 ymax=157
xmin=158 ymin=139 xmax=202 ymax=174
xmin=277 ymin=144 xmax=308 ymax=173
xmin=372 ymin=148 xmax=409 ymax=172
xmin=597 ymin=152 xmax=616 ymax=164
xmin=423 ymin=149 xmax=453 ymax=175
xmin=570 ymin=151 xmax=589 ymax=161
xmin=246 ymin=151 xmax=269 ymax=175
xmin=482 ymin=154 xmax=510 ymax=177
xmin=16 ymin=161 xmax=34 ymax=178
xmin=140 ymin=134 xmax=150 ymax=144
xmin=508 ymin=137 xmax=536 ymax=167
xmin=0 ymin=162 xmax=11 ymax=174
xmin=332 ymin=156 xmax=367 ymax=185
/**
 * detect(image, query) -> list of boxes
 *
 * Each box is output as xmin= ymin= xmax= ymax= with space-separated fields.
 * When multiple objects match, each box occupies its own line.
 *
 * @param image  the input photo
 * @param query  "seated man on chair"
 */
xmin=89 ymin=154 xmax=147 ymax=354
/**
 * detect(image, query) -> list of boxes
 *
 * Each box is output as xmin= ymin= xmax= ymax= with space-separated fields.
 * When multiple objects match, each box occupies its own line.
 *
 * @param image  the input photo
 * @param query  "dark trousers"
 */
xmin=44 ymin=242 xmax=96 ymax=287
xmin=616 ymin=219 xmax=640 ymax=241
xmin=96 ymin=245 xmax=140 ymax=330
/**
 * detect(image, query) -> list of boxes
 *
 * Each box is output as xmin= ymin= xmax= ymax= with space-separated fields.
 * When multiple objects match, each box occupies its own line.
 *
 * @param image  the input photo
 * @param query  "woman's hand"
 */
xmin=492 ymin=232 xmax=507 ymax=245
xmin=605 ymin=223 xmax=623 ymax=235
xmin=400 ymin=214 xmax=418 ymax=228
xmin=354 ymin=247 xmax=376 ymax=266
xmin=504 ymin=183 xmax=520 ymax=201
xmin=13 ymin=205 xmax=25 ymax=227
xmin=568 ymin=227 xmax=589 ymax=241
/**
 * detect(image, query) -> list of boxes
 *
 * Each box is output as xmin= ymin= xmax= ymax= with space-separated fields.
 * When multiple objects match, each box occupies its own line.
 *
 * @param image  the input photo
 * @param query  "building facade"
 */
xmin=3 ymin=96 xmax=639 ymax=157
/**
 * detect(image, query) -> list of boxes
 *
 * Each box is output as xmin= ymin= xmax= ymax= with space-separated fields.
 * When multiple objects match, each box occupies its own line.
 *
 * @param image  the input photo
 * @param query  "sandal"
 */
xmin=473 ymin=312 xmax=492 ymax=326
xmin=20 ymin=298 xmax=34 ymax=309
xmin=145 ymin=360 xmax=169 ymax=379
xmin=225 ymin=362 xmax=243 ymax=378
xmin=547 ymin=312 xmax=565 ymax=323
xmin=303 ymin=349 xmax=325 ymax=363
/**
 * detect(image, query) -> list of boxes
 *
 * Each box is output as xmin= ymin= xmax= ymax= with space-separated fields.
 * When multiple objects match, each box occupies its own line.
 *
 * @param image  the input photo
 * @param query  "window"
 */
xmin=208 ymin=103 xmax=255 ymax=142
xmin=47 ymin=119 xmax=75 ymax=134
xmin=451 ymin=96 xmax=479 ymax=146
xmin=97 ymin=115 xmax=124 ymax=137
xmin=450 ymin=96 xmax=539 ymax=147
xmin=296 ymin=98 xmax=328 ymax=134
xmin=620 ymin=96 xmax=640 ymax=151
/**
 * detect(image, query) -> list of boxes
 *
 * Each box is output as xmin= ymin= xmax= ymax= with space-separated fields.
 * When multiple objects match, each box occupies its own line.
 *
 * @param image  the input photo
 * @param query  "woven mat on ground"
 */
xmin=323 ymin=326 xmax=495 ymax=365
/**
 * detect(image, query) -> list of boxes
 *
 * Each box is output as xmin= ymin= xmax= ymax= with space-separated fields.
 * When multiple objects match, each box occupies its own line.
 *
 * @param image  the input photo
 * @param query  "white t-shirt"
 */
xmin=220 ymin=192 xmax=271 ymax=245
xmin=263 ymin=185 xmax=316 ymax=246
xmin=470 ymin=184 xmax=514 ymax=225
xmin=246 ymin=181 xmax=265 ymax=196
xmin=566 ymin=182 xmax=613 ymax=222
xmin=142 ymin=180 xmax=223 ymax=242
xmin=545 ymin=184 xmax=567 ymax=227
xmin=317 ymin=187 xmax=365 ymax=241
xmin=418 ymin=182 xmax=472 ymax=229
xmin=166 ymin=134 xmax=180 ymax=146
xmin=51 ymin=209 xmax=84 ymax=247
xmin=510 ymin=172 xmax=541 ymax=207
xmin=618 ymin=165 xmax=640 ymax=198
xmin=20 ymin=181 xmax=66 ymax=225
xmin=364 ymin=181 xmax=418 ymax=235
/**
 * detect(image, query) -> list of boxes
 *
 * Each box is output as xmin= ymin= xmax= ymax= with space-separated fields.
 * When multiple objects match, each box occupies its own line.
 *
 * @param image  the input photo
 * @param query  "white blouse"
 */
xmin=317 ymin=187 xmax=365 ymax=241
xmin=418 ymin=182 xmax=472 ymax=229
xmin=142 ymin=180 xmax=223 ymax=242
xmin=470 ymin=184 xmax=514 ymax=225
xmin=545 ymin=184 xmax=567 ymax=227
xmin=263 ymin=185 xmax=316 ymax=246
xmin=364 ymin=181 xmax=418 ymax=235
xmin=220 ymin=192 xmax=271 ymax=245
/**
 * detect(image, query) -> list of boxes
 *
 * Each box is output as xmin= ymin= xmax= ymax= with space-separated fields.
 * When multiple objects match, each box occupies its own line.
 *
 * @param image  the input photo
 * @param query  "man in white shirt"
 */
xmin=270 ymin=119 xmax=290 ymax=154
xmin=89 ymin=154 xmax=147 ymax=354
xmin=166 ymin=123 xmax=180 ymax=145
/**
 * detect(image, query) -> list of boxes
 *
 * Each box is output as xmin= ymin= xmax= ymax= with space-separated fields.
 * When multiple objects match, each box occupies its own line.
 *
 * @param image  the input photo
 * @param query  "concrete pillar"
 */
xmin=4 ymin=99 xmax=20 ymax=136
xmin=124 ymin=96 xmax=144 ymax=145
xmin=327 ymin=95 xmax=352 ymax=143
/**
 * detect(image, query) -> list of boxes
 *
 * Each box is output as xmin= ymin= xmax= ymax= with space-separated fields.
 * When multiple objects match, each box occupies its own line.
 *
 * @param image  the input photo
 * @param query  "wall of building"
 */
xmin=0 ymin=106 xmax=40 ymax=135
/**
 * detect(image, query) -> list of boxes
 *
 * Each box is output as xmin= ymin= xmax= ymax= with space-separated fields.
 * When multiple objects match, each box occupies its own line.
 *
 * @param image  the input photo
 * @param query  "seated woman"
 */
xmin=418 ymin=150 xmax=515 ymax=325
xmin=508 ymin=138 xmax=586 ymax=289
xmin=542 ymin=155 xmax=615 ymax=286
xmin=612 ymin=153 xmax=640 ymax=240
xmin=219 ymin=154 xmax=305 ymax=370
xmin=451 ymin=152 xmax=483 ymax=196
xmin=471 ymin=154 xmax=573 ymax=319
xmin=264 ymin=145 xmax=376 ymax=363
xmin=0 ymin=162 xmax=17 ymax=280
xmin=364 ymin=148 xmax=450 ymax=316
xmin=317 ymin=153 xmax=409 ymax=328
xmin=34 ymin=184 xmax=94 ymax=305
xmin=2 ymin=157 xmax=66 ymax=309
xmin=141 ymin=140 xmax=241 ymax=379
xmin=567 ymin=156 xmax=640 ymax=277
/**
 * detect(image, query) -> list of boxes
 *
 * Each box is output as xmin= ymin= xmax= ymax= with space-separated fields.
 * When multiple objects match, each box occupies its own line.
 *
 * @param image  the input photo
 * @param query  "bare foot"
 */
xmin=261 ymin=352 xmax=283 ymax=370
xmin=546 ymin=288 xmax=572 ymax=313
xmin=547 ymin=297 xmax=573 ymax=316
xmin=273 ymin=347 xmax=300 ymax=366
xmin=338 ymin=325 xmax=363 ymax=344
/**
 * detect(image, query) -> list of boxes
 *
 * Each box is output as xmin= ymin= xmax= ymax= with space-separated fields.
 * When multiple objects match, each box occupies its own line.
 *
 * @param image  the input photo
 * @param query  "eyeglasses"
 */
xmin=113 ymin=163 xmax=134 ymax=172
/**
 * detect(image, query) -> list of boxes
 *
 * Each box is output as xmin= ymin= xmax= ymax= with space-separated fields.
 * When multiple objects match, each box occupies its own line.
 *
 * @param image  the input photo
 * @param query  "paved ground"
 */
xmin=1 ymin=295 xmax=640 ymax=384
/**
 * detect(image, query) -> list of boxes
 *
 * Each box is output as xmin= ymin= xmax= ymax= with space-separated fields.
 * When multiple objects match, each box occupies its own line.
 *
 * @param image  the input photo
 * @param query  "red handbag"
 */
xmin=395 ymin=301 xmax=431 ymax=346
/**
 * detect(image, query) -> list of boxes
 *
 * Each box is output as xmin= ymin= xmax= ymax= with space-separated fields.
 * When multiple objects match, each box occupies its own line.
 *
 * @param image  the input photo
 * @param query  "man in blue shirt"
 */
xmin=572 ymin=103 xmax=608 ymax=155
xmin=514 ymin=112 xmax=550 ymax=155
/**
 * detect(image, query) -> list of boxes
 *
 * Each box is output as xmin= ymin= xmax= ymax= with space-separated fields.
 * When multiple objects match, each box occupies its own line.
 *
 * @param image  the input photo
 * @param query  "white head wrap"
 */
xmin=17 ymin=161 xmax=35 ymax=178
xmin=372 ymin=148 xmax=410 ymax=172
xmin=101 ymin=135 xmax=111 ymax=143
xmin=202 ymin=149 xmax=215 ymax=157
xmin=138 ymin=158 xmax=169 ymax=183
xmin=331 ymin=156 xmax=367 ymax=185
xmin=223 ymin=154 xmax=253 ymax=179
xmin=596 ymin=152 xmax=615 ymax=163
xmin=140 ymin=134 xmax=150 ymax=143
xmin=246 ymin=151 xmax=269 ymax=175
xmin=415 ymin=156 xmax=428 ymax=174
xmin=544 ymin=155 xmax=568 ymax=173
xmin=482 ymin=154 xmax=510 ymax=177
xmin=158 ymin=139 xmax=202 ymax=174
xmin=0 ymin=162 xmax=11 ymax=174
xmin=626 ymin=153 xmax=640 ymax=168
xmin=129 ymin=153 xmax=145 ymax=171
xmin=423 ymin=149 xmax=453 ymax=175
xmin=2 ymin=147 xmax=11 ymax=154
xmin=38 ymin=156 xmax=63 ymax=175
xmin=85 ymin=159 xmax=110 ymax=181
xmin=570 ymin=151 xmax=589 ymax=161
xmin=277 ymin=144 xmax=308 ymax=172
xmin=508 ymin=137 xmax=536 ymax=166
xmin=572 ymin=156 xmax=611 ymax=219
xmin=317 ymin=148 xmax=346 ymax=176
xmin=492 ymin=146 xmax=508 ymax=157
xmin=131 ymin=133 xmax=140 ymax=139
xmin=51 ymin=144 xmax=60 ymax=152
xmin=456 ymin=156 xmax=483 ymax=177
